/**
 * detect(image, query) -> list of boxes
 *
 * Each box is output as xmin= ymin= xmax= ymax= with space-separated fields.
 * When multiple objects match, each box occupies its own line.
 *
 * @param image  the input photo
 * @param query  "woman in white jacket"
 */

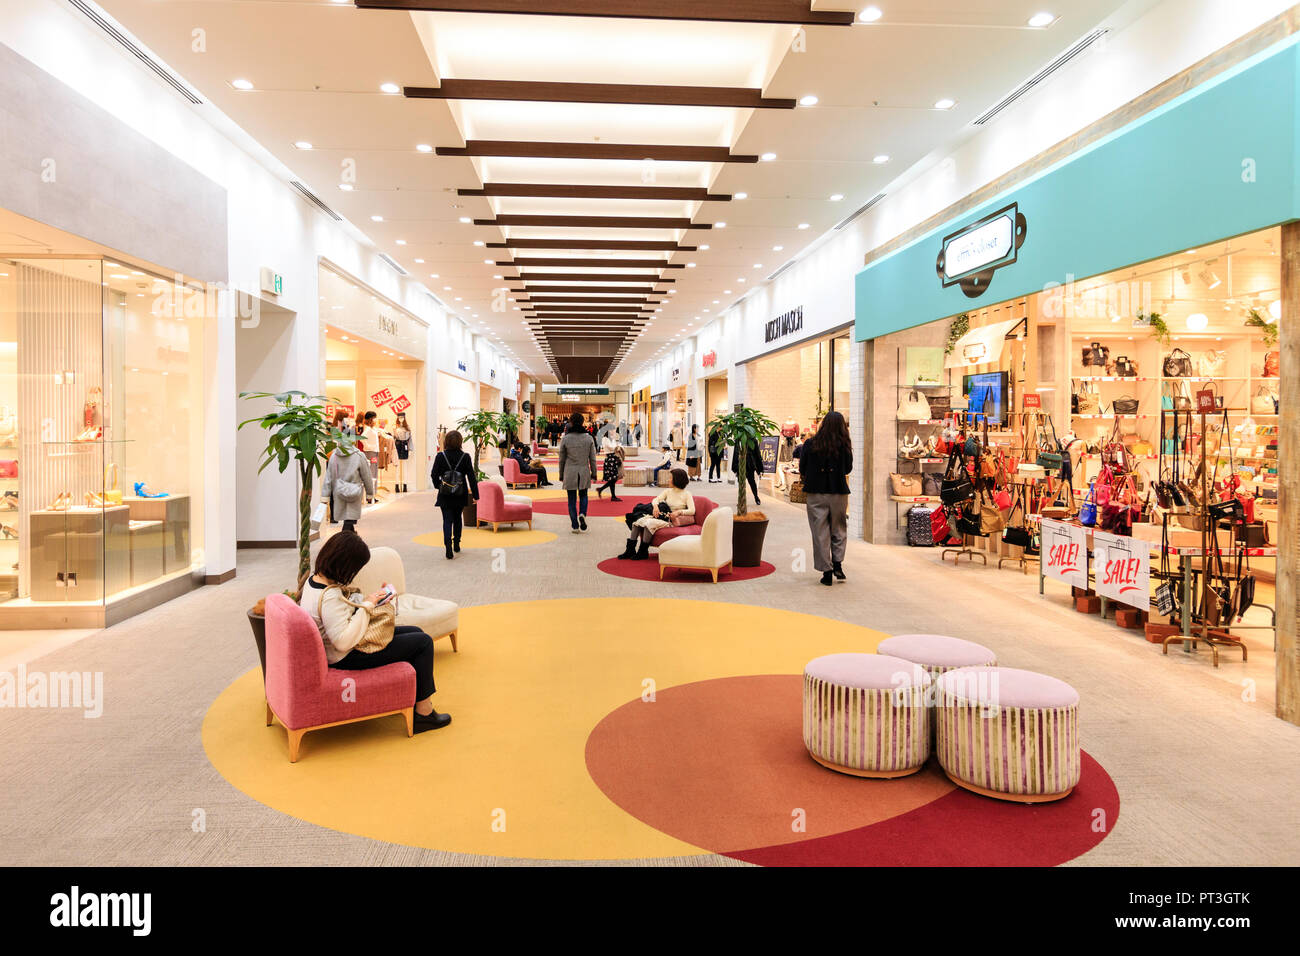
xmin=298 ymin=531 xmax=451 ymax=732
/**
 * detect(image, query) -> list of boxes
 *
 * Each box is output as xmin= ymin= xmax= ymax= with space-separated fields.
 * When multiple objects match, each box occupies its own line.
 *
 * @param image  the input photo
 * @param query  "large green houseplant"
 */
xmin=455 ymin=409 xmax=501 ymax=527
xmin=238 ymin=390 xmax=355 ymax=679
xmin=707 ymin=406 xmax=778 ymax=567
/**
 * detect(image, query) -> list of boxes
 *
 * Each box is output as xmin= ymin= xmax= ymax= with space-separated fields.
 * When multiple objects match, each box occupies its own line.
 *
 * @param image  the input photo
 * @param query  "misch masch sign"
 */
xmin=764 ymin=306 xmax=803 ymax=343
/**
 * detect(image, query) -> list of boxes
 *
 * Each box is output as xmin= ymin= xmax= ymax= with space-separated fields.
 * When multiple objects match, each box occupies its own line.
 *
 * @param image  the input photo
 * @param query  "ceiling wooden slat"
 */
xmin=354 ymin=0 xmax=856 ymax=26
xmin=439 ymin=141 xmax=758 ymax=163
xmin=521 ymin=296 xmax=663 ymax=304
xmin=504 ymin=258 xmax=684 ymax=268
xmin=477 ymin=215 xmax=708 ymax=229
xmin=405 ymin=79 xmax=795 ymax=109
xmin=461 ymin=184 xmax=730 ymax=202
xmin=512 ymin=285 xmax=661 ymax=293
xmin=515 ymin=273 xmax=673 ymax=282
xmin=490 ymin=240 xmax=695 ymax=251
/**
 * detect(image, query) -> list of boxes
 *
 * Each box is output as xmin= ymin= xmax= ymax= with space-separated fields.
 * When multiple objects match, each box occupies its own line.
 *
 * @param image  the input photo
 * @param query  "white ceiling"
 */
xmin=96 ymin=0 xmax=1135 ymax=381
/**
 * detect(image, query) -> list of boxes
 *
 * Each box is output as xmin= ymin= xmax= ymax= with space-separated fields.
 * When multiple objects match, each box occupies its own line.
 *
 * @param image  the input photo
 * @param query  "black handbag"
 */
xmin=939 ymin=448 xmax=974 ymax=505
xmin=1113 ymin=355 xmax=1137 ymax=377
xmin=957 ymin=502 xmax=984 ymax=536
xmin=1163 ymin=348 xmax=1193 ymax=377
xmin=1111 ymin=396 xmax=1140 ymax=415
xmin=922 ymin=473 xmax=943 ymax=497
xmin=624 ymin=502 xmax=654 ymax=530
xmin=1081 ymin=341 xmax=1109 ymax=367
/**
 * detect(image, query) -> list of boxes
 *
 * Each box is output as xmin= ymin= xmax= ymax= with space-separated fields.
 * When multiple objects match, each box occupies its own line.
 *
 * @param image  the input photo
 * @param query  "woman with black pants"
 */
xmin=596 ymin=445 xmax=624 ymax=502
xmin=298 ymin=531 xmax=450 ymax=731
xmin=707 ymin=426 xmax=725 ymax=482
xmin=558 ymin=411 xmax=598 ymax=533
xmin=798 ymin=410 xmax=853 ymax=587
xmin=431 ymin=429 xmax=479 ymax=560
xmin=731 ymin=436 xmax=762 ymax=506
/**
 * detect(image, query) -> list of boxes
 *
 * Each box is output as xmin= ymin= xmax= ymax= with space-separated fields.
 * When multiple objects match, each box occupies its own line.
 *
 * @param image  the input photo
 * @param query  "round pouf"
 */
xmin=877 ymin=633 xmax=997 ymax=678
xmin=935 ymin=666 xmax=1080 ymax=803
xmin=802 ymin=653 xmax=932 ymax=779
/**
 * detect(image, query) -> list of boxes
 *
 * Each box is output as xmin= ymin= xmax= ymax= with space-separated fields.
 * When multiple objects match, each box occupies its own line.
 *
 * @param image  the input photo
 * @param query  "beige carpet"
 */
xmin=1 ymin=481 xmax=1298 ymax=866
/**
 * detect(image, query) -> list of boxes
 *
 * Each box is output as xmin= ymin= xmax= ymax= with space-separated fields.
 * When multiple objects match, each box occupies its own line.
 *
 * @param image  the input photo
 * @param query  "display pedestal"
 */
xmin=123 ymin=495 xmax=191 ymax=573
xmin=28 ymin=506 xmax=130 ymax=602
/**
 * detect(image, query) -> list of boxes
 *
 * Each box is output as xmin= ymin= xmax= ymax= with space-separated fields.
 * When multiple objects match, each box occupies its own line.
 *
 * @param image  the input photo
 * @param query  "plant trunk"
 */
xmin=298 ymin=461 xmax=313 ymax=582
xmin=737 ymin=443 xmax=748 ymax=516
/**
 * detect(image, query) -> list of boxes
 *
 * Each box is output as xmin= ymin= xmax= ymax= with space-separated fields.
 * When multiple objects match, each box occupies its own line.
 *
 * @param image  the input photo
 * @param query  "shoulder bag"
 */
xmin=1075 ymin=380 xmax=1100 ymax=414
xmin=1197 ymin=349 xmax=1227 ymax=378
xmin=939 ymin=448 xmax=975 ymax=505
xmin=1163 ymin=348 xmax=1193 ymax=377
xmin=1111 ymin=395 xmax=1140 ymax=416
xmin=890 ymin=473 xmax=923 ymax=497
xmin=1081 ymin=341 xmax=1110 ymax=367
xmin=335 ymin=455 xmax=366 ymax=503
xmin=1113 ymin=355 xmax=1137 ymax=377
xmin=330 ymin=586 xmax=397 ymax=654
xmin=897 ymin=389 xmax=931 ymax=421
xmin=1251 ymin=385 xmax=1278 ymax=415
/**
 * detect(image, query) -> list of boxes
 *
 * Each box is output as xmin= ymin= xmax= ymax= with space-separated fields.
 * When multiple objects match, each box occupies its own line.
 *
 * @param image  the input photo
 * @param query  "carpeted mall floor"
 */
xmin=0 ymin=473 xmax=1298 ymax=866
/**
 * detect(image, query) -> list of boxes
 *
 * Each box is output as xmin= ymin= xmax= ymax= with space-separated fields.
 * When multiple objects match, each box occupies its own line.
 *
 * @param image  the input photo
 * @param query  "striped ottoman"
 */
xmin=803 ymin=653 xmax=932 ymax=779
xmin=623 ymin=466 xmax=649 ymax=487
xmin=877 ymin=633 xmax=997 ymax=678
xmin=935 ymin=666 xmax=1080 ymax=803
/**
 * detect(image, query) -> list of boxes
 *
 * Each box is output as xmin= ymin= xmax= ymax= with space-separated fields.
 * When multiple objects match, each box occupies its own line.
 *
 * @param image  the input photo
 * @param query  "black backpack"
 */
xmin=437 ymin=451 xmax=467 ymax=497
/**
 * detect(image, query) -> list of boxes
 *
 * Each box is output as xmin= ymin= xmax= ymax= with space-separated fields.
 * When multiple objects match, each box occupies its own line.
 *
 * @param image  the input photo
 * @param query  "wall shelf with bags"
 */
xmin=892 ymin=349 xmax=959 ymax=530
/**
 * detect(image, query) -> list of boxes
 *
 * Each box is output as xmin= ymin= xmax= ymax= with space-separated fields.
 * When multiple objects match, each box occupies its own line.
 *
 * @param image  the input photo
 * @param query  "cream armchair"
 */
xmin=657 ymin=506 xmax=734 ymax=582
xmin=488 ymin=475 xmax=532 ymax=508
xmin=353 ymin=546 xmax=459 ymax=651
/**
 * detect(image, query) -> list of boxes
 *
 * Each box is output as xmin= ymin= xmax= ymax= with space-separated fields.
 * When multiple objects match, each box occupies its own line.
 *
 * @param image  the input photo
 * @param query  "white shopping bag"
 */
xmin=310 ymin=501 xmax=328 ymax=529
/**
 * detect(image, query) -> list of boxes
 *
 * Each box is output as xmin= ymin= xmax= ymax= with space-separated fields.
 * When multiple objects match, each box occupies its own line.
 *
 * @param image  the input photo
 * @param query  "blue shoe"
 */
xmin=133 ymin=481 xmax=169 ymax=499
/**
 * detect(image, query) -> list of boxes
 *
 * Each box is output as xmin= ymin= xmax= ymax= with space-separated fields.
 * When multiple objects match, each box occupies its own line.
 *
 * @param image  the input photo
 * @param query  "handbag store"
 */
xmin=856 ymin=36 xmax=1296 ymax=675
xmin=0 ymin=254 xmax=209 ymax=627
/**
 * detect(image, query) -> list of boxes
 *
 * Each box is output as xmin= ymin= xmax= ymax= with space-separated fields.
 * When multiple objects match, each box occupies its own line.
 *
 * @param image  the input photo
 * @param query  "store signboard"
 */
xmin=324 ymin=404 xmax=355 ymax=421
xmin=764 ymin=306 xmax=803 ymax=344
xmin=702 ymin=351 xmax=717 ymax=368
xmin=556 ymin=387 xmax=609 ymax=396
xmin=936 ymin=203 xmax=1027 ymax=298
xmin=1092 ymin=530 xmax=1150 ymax=610
xmin=758 ymin=436 xmax=780 ymax=474
xmin=1041 ymin=518 xmax=1088 ymax=589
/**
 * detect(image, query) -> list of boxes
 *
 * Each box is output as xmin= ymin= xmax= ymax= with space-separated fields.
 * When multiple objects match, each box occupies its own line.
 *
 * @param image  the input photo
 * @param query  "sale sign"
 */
xmin=370 ymin=388 xmax=394 ymax=408
xmin=1092 ymin=529 xmax=1151 ymax=610
xmin=1023 ymin=393 xmax=1042 ymax=408
xmin=1041 ymin=518 xmax=1088 ymax=589
xmin=389 ymin=394 xmax=411 ymax=414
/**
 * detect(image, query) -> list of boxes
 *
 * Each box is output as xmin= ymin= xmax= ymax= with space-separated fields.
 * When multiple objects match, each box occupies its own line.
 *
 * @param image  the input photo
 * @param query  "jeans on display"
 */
xmin=333 ymin=626 xmax=436 ymax=702
xmin=805 ymin=493 xmax=849 ymax=572
xmin=439 ymin=505 xmax=463 ymax=546
xmin=567 ymin=489 xmax=589 ymax=527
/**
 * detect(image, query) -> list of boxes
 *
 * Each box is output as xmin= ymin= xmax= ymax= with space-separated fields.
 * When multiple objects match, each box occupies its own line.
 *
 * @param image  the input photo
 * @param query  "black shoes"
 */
xmin=445 ymin=542 xmax=454 ymax=560
xmin=617 ymin=539 xmax=637 ymax=560
xmin=632 ymin=541 xmax=651 ymax=561
xmin=414 ymin=711 xmax=452 ymax=733
xmin=578 ymin=515 xmax=587 ymax=532
xmin=832 ymin=562 xmax=846 ymax=581
xmin=453 ymin=539 xmax=461 ymax=553
xmin=820 ymin=570 xmax=834 ymax=586
xmin=610 ymin=496 xmax=622 ymax=503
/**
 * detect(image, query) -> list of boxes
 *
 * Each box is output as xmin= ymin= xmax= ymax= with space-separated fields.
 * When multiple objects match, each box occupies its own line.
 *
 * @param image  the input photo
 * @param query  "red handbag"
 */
xmin=930 ymin=506 xmax=955 ymax=545
xmin=1263 ymin=351 xmax=1279 ymax=377
xmin=0 ymin=460 xmax=15 ymax=479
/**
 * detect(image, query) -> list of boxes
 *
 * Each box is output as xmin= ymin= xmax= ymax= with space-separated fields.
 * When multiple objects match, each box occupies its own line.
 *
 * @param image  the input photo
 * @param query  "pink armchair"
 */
xmin=503 ymin=456 xmax=538 ymax=488
xmin=263 ymin=593 xmax=416 ymax=762
xmin=477 ymin=480 xmax=534 ymax=533
xmin=649 ymin=496 xmax=717 ymax=549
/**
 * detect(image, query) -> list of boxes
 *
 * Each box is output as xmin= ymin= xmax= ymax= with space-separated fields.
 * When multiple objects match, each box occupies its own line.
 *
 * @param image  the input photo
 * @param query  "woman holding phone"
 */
xmin=298 ymin=531 xmax=451 ymax=732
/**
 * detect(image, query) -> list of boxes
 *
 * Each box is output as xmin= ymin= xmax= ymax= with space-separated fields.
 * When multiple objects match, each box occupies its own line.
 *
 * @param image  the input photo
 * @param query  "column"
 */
xmin=1277 ymin=221 xmax=1298 ymax=725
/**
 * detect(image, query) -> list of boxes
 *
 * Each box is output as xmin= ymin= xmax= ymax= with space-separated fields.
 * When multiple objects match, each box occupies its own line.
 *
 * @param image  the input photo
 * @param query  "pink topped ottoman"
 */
xmin=803 ymin=653 xmax=932 ymax=779
xmin=877 ymin=633 xmax=997 ymax=677
xmin=935 ymin=666 xmax=1080 ymax=803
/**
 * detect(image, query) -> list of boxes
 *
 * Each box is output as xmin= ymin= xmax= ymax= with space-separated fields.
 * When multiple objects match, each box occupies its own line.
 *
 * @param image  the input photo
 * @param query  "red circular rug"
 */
xmin=586 ymin=674 xmax=1119 ymax=866
xmin=533 ymin=494 xmax=656 ymax=518
xmin=597 ymin=555 xmax=776 ymax=583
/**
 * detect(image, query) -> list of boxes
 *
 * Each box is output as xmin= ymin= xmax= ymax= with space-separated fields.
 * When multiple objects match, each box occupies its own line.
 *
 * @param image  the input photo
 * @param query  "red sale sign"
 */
xmin=1023 ymin=393 xmax=1042 ymax=408
xmin=371 ymin=388 xmax=394 ymax=408
xmin=389 ymin=394 xmax=411 ymax=414
xmin=1092 ymin=529 xmax=1150 ymax=610
xmin=1041 ymin=518 xmax=1088 ymax=588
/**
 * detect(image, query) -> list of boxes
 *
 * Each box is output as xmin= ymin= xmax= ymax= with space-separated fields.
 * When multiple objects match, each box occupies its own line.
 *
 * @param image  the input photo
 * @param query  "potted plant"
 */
xmin=707 ymin=406 xmax=778 ymax=568
xmin=456 ymin=409 xmax=500 ymax=527
xmin=1244 ymin=307 xmax=1279 ymax=347
xmin=238 ymin=390 xmax=355 ymax=678
xmin=497 ymin=409 xmax=521 ymax=446
xmin=1141 ymin=311 xmax=1170 ymax=346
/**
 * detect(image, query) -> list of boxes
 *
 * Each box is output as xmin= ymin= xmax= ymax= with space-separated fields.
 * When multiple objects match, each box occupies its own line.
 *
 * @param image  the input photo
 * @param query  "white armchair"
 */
xmin=657 ymin=506 xmax=734 ymax=582
xmin=488 ymin=475 xmax=532 ymax=508
xmin=353 ymin=546 xmax=459 ymax=651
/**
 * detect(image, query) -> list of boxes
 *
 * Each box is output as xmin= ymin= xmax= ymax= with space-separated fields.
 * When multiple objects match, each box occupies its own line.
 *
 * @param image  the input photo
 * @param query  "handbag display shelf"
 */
xmin=890 ymin=348 xmax=958 ymax=534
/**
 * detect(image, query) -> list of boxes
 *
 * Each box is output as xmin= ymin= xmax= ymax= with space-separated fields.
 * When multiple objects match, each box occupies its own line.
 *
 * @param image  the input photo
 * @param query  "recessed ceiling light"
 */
xmin=444 ymin=285 xmax=452 ymax=290
xmin=830 ymin=193 xmax=844 ymax=202
xmin=699 ymin=244 xmax=711 ymax=250
xmin=686 ymin=262 xmax=697 ymax=268
xmin=799 ymin=95 xmax=819 ymax=107
xmin=430 ymin=273 xmax=439 ymax=278
xmin=753 ymin=263 xmax=762 ymax=269
xmin=231 ymin=78 xmax=254 ymax=91
xmin=338 ymin=183 xmax=353 ymax=191
xmin=716 ymin=222 xmax=727 ymax=229
xmin=733 ymin=192 xmax=748 ymax=201
xmin=380 ymin=82 xmax=401 ymax=94
xmin=484 ymin=259 xmax=493 ymax=264
xmin=459 ymin=217 xmax=471 ymax=224
xmin=294 ymin=141 xmax=313 ymax=150
xmin=415 ymin=258 xmax=424 ymax=263
xmin=859 ymin=6 xmax=883 ymax=22
xmin=760 ymin=152 xmax=777 ymax=162
xmin=1027 ymin=12 xmax=1057 ymax=28
xmin=396 ymin=239 xmax=406 ymax=245
xmin=416 ymin=144 xmax=433 ymax=153
xmin=371 ymin=215 xmax=383 ymax=222
xmin=934 ymin=98 xmax=956 ymax=110
xmin=798 ymin=223 xmax=810 ymax=230
xmin=872 ymin=154 xmax=891 ymax=165
xmin=772 ymin=246 xmax=784 ymax=252
xmin=724 ymin=290 xmax=732 ymax=294
xmin=473 ymin=240 xmax=485 ymax=247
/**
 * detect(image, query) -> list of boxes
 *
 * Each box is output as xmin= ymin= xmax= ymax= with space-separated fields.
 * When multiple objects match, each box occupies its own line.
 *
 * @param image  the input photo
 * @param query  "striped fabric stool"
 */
xmin=802 ymin=653 xmax=932 ymax=779
xmin=877 ymin=633 xmax=997 ymax=678
xmin=935 ymin=666 xmax=1080 ymax=803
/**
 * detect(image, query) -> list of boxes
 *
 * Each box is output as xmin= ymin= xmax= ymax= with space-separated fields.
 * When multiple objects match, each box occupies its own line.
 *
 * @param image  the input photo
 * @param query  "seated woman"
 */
xmin=298 ymin=531 xmax=451 ymax=732
xmin=616 ymin=468 xmax=694 ymax=561
xmin=512 ymin=441 xmax=551 ymax=486
xmin=651 ymin=445 xmax=675 ymax=486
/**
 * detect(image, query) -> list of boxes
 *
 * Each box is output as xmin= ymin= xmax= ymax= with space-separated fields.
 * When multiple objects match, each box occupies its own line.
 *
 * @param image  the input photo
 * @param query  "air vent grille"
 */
xmin=377 ymin=253 xmax=408 ymax=276
xmin=67 ymin=0 xmax=202 ymax=105
xmin=289 ymin=182 xmax=343 ymax=222
xmin=973 ymin=28 xmax=1110 ymax=126
xmin=834 ymin=192 xmax=885 ymax=231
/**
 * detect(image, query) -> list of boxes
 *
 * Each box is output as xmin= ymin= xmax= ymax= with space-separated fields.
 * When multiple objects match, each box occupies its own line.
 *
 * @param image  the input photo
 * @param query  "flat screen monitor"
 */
xmin=962 ymin=371 xmax=1010 ymax=426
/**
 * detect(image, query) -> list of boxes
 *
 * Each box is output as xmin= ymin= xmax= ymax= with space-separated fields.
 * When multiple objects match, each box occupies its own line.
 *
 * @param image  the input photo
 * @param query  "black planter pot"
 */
xmin=462 ymin=501 xmax=478 ymax=528
xmin=247 ymin=611 xmax=267 ymax=682
xmin=732 ymin=517 xmax=769 ymax=568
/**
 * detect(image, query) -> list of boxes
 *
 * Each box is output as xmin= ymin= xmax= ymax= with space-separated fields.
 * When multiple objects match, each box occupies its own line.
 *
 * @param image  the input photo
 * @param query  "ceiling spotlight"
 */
xmin=473 ymin=240 xmax=485 ymax=247
xmin=380 ymin=82 xmax=401 ymax=94
xmin=859 ymin=5 xmax=883 ymax=22
xmin=797 ymin=223 xmax=810 ymax=230
xmin=415 ymin=258 xmax=424 ymax=264
xmin=1181 ymin=269 xmax=1192 ymax=285
xmin=1198 ymin=268 xmax=1221 ymax=289
xmin=338 ymin=183 xmax=353 ymax=191
xmin=715 ymin=221 xmax=727 ymax=229
xmin=799 ymin=95 xmax=819 ymax=107
xmin=699 ymin=244 xmax=711 ymax=250
xmin=872 ymin=154 xmax=891 ymax=164
xmin=293 ymin=141 xmax=313 ymax=150
xmin=416 ymin=144 xmax=433 ymax=153
xmin=231 ymin=78 xmax=254 ymax=91
xmin=830 ymin=193 xmax=844 ymax=202
xmin=1027 ymin=12 xmax=1057 ymax=28
xmin=934 ymin=98 xmax=956 ymax=110
xmin=760 ymin=152 xmax=777 ymax=162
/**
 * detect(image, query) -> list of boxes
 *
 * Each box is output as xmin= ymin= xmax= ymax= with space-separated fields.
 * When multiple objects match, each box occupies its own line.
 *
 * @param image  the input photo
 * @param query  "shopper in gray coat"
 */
xmin=321 ymin=444 xmax=375 ymax=532
xmin=557 ymin=412 xmax=598 ymax=534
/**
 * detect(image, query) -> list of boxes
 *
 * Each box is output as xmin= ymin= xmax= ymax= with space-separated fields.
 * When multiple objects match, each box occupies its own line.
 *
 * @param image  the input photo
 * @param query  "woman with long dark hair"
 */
xmin=558 ymin=411 xmax=598 ymax=533
xmin=431 ymin=429 xmax=479 ymax=560
xmin=798 ymin=410 xmax=853 ymax=586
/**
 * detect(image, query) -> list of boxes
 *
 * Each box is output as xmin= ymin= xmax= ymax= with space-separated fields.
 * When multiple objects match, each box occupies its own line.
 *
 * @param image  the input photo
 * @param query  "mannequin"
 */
xmin=392 ymin=413 xmax=412 ymax=493
xmin=779 ymin=416 xmax=799 ymax=463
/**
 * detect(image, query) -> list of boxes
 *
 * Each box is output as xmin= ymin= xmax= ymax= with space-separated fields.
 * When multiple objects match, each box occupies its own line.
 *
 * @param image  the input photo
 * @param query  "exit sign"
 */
xmin=260 ymin=267 xmax=283 ymax=296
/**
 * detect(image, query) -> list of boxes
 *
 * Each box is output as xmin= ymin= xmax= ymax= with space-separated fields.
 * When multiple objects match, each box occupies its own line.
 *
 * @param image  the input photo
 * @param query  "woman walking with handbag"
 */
xmin=322 ymin=439 xmax=374 ymax=534
xmin=558 ymin=412 xmax=598 ymax=533
xmin=685 ymin=424 xmax=702 ymax=481
xmin=798 ymin=410 xmax=853 ymax=586
xmin=431 ymin=429 xmax=479 ymax=560
xmin=299 ymin=531 xmax=450 ymax=731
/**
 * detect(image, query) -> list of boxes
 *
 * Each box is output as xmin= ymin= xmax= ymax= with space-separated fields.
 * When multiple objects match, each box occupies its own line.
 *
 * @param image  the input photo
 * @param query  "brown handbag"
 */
xmin=890 ymin=473 xmax=923 ymax=497
xmin=332 ymin=586 xmax=397 ymax=653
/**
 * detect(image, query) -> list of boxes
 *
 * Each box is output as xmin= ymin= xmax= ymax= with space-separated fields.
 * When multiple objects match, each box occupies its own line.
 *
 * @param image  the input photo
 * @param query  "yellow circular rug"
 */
xmin=412 ymin=528 xmax=557 ymax=550
xmin=202 ymin=598 xmax=886 ymax=861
